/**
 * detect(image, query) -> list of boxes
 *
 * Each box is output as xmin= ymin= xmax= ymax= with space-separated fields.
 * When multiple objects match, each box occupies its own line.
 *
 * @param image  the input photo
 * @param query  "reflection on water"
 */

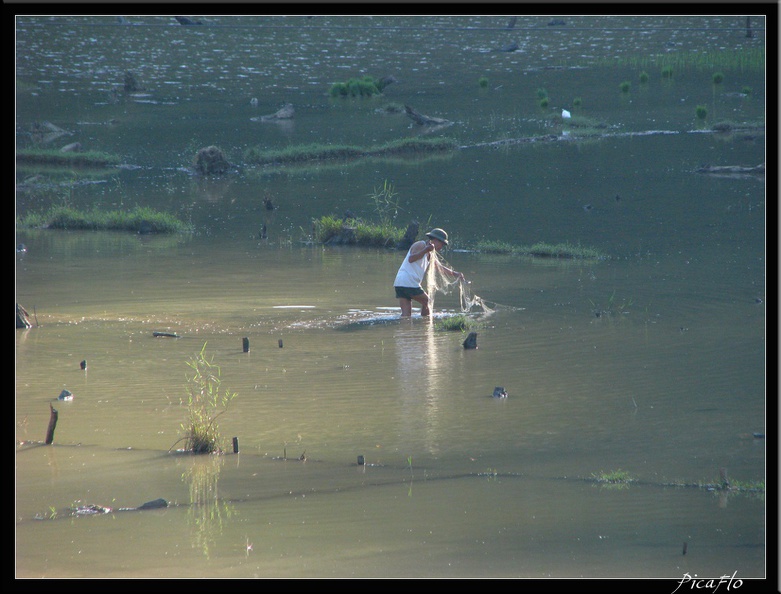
xmin=395 ymin=320 xmax=447 ymax=457
xmin=182 ymin=454 xmax=233 ymax=559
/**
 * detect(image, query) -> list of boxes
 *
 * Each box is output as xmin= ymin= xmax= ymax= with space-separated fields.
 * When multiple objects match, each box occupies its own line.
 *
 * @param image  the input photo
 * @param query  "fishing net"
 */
xmin=426 ymin=251 xmax=493 ymax=314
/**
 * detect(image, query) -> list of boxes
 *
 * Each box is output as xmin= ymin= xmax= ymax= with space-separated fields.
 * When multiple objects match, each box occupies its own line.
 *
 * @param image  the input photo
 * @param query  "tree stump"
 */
xmin=463 ymin=332 xmax=478 ymax=349
xmin=45 ymin=404 xmax=58 ymax=445
xmin=396 ymin=220 xmax=420 ymax=250
xmin=16 ymin=304 xmax=32 ymax=329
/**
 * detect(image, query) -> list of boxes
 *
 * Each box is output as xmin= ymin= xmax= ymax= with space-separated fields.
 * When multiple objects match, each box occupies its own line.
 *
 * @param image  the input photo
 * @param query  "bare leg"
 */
xmin=398 ymin=298 xmax=413 ymax=317
xmin=411 ymin=292 xmax=431 ymax=316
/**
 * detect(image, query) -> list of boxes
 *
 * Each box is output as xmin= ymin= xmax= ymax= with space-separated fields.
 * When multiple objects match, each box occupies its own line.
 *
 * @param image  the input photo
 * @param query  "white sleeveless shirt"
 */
xmin=394 ymin=244 xmax=429 ymax=288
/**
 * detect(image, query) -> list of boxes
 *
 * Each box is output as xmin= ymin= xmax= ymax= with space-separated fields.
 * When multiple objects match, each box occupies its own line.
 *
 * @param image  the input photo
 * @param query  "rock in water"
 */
xmin=463 ymin=332 xmax=478 ymax=349
xmin=493 ymin=387 xmax=508 ymax=398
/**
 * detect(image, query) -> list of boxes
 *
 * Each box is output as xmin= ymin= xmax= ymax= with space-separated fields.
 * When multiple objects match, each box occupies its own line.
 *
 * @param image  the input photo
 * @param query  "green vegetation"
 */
xmin=572 ymin=97 xmax=582 ymax=107
xmin=478 ymin=76 xmax=489 ymax=88
xmin=561 ymin=116 xmax=611 ymax=138
xmin=600 ymin=47 xmax=764 ymax=73
xmin=16 ymin=148 xmax=121 ymax=168
xmin=434 ymin=313 xmax=482 ymax=332
xmin=696 ymin=104 xmax=708 ymax=120
xmin=245 ymin=137 xmax=458 ymax=167
xmin=712 ymin=72 xmax=724 ymax=84
xmin=368 ymin=179 xmax=403 ymax=225
xmin=329 ymin=75 xmax=394 ymax=98
xmin=311 ymin=217 xmax=608 ymax=258
xmin=639 ymin=70 xmax=649 ymax=83
xmin=16 ymin=205 xmax=193 ymax=234
xmin=174 ymin=343 xmax=237 ymax=455
xmin=592 ymin=469 xmax=634 ymax=484
xmin=589 ymin=291 xmax=635 ymax=319
xmin=312 ymin=214 xmax=405 ymax=247
xmin=590 ymin=468 xmax=764 ymax=498
xmin=619 ymin=81 xmax=631 ymax=93
xmin=475 ymin=239 xmax=606 ymax=260
xmin=539 ymin=97 xmax=549 ymax=108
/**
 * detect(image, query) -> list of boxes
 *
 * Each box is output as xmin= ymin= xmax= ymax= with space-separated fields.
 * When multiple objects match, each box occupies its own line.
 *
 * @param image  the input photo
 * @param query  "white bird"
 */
xmin=562 ymin=109 xmax=571 ymax=119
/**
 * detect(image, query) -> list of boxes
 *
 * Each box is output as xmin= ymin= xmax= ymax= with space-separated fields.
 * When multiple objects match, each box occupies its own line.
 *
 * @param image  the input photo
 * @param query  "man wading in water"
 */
xmin=393 ymin=227 xmax=465 ymax=317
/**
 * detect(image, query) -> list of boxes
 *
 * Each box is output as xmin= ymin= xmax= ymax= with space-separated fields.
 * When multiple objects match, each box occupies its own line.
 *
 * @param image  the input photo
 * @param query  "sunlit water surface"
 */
xmin=16 ymin=15 xmax=766 ymax=579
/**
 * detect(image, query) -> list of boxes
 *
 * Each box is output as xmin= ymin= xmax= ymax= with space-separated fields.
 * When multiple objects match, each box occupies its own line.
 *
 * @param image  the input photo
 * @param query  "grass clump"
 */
xmin=478 ymin=76 xmax=489 ymax=88
xmin=16 ymin=205 xmax=193 ymax=234
xmin=174 ymin=343 xmax=237 ymax=455
xmin=592 ymin=469 xmax=634 ymax=484
xmin=696 ymin=105 xmax=708 ymax=120
xmin=16 ymin=148 xmax=121 ymax=168
xmin=434 ymin=313 xmax=482 ymax=332
xmin=475 ymin=240 xmax=605 ymax=260
xmin=312 ymin=214 xmax=405 ymax=248
xmin=329 ymin=75 xmax=394 ymax=98
xmin=245 ymin=137 xmax=458 ymax=167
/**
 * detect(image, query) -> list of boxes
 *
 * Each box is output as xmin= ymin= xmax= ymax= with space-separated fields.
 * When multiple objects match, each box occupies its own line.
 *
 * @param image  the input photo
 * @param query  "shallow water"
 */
xmin=15 ymin=14 xmax=767 ymax=579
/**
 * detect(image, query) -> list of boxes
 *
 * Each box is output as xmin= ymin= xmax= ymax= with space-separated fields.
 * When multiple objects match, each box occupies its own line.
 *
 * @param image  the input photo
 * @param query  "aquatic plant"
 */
xmin=475 ymin=240 xmax=605 ymax=260
xmin=176 ymin=343 xmax=237 ymax=455
xmin=434 ymin=314 xmax=482 ymax=332
xmin=16 ymin=205 xmax=193 ymax=234
xmin=478 ymin=76 xmax=489 ymax=88
xmin=245 ymin=137 xmax=458 ymax=167
xmin=573 ymin=97 xmax=582 ymax=107
xmin=329 ymin=75 xmax=394 ymax=98
xmin=589 ymin=291 xmax=634 ymax=319
xmin=696 ymin=104 xmax=708 ymax=120
xmin=368 ymin=179 xmax=403 ymax=225
xmin=639 ymin=70 xmax=649 ymax=83
xmin=712 ymin=72 xmax=724 ymax=84
xmin=16 ymin=148 xmax=120 ymax=168
xmin=600 ymin=48 xmax=763 ymax=74
xmin=592 ymin=469 xmax=634 ymax=484
xmin=619 ymin=81 xmax=631 ymax=93
xmin=312 ymin=214 xmax=405 ymax=247
xmin=539 ymin=97 xmax=549 ymax=108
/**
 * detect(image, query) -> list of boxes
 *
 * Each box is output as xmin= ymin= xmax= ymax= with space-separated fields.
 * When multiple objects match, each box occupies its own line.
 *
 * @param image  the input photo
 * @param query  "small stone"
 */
xmin=58 ymin=389 xmax=74 ymax=401
xmin=492 ymin=387 xmax=508 ymax=398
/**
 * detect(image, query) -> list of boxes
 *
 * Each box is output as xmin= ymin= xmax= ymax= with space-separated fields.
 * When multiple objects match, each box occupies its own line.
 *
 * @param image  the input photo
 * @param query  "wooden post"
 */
xmin=242 ymin=337 xmax=250 ymax=353
xmin=45 ymin=403 xmax=58 ymax=445
xmin=232 ymin=437 xmax=239 ymax=453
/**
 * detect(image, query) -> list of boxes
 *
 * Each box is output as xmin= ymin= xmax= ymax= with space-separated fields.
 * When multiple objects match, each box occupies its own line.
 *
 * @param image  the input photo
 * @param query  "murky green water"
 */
xmin=16 ymin=15 xmax=767 ymax=579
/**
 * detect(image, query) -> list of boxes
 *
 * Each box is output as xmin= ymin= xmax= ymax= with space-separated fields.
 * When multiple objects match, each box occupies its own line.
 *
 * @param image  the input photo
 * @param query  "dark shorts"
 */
xmin=395 ymin=286 xmax=424 ymax=300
